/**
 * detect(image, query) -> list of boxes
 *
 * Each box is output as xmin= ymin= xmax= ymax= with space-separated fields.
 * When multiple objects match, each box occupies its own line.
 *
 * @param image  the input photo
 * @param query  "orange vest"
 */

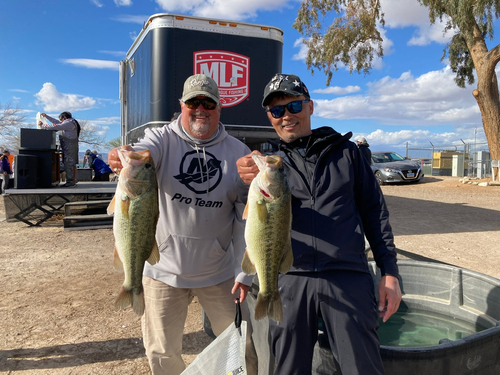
xmin=8 ymin=154 xmax=14 ymax=171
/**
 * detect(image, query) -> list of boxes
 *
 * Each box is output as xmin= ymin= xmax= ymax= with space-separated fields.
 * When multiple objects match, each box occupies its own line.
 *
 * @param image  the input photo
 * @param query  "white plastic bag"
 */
xmin=181 ymin=300 xmax=247 ymax=375
xmin=36 ymin=112 xmax=49 ymax=129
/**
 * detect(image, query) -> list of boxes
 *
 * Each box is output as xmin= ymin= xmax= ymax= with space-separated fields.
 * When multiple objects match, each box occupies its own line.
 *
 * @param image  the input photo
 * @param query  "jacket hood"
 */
xmin=270 ymin=126 xmax=352 ymax=153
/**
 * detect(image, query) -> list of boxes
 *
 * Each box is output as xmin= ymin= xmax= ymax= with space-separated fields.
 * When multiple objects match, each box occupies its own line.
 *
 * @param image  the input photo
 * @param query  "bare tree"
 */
xmin=294 ymin=0 xmax=500 ymax=176
xmin=0 ymin=102 xmax=27 ymax=151
xmin=78 ymin=119 xmax=108 ymax=150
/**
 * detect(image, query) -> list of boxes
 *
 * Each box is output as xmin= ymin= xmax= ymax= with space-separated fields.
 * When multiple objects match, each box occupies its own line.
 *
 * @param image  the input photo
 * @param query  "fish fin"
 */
xmin=132 ymin=290 xmax=145 ymax=316
xmin=241 ymin=250 xmax=256 ymax=275
xmin=279 ymin=241 xmax=294 ymax=274
xmin=242 ymin=202 xmax=249 ymax=220
xmin=255 ymin=291 xmax=283 ymax=322
xmin=120 ymin=195 xmax=130 ymax=219
xmin=147 ymin=241 xmax=160 ymax=265
xmin=254 ymin=292 xmax=271 ymax=321
xmin=114 ymin=286 xmax=132 ymax=311
xmin=107 ymin=195 xmax=116 ymax=215
xmin=113 ymin=246 xmax=124 ymax=272
xmin=256 ymin=200 xmax=268 ymax=222
xmin=268 ymin=291 xmax=284 ymax=322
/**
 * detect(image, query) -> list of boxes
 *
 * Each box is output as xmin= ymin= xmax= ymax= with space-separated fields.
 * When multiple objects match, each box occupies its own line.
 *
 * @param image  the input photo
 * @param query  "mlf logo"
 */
xmin=194 ymin=50 xmax=250 ymax=107
xmin=173 ymin=150 xmax=223 ymax=194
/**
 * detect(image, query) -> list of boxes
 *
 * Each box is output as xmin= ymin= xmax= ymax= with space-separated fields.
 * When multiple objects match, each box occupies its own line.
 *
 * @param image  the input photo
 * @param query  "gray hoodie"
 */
xmin=43 ymin=115 xmax=79 ymax=139
xmin=134 ymin=118 xmax=253 ymax=288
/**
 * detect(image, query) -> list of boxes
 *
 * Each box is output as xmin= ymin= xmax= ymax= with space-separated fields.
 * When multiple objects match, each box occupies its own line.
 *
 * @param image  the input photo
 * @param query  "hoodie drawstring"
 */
xmin=194 ymin=144 xmax=210 ymax=195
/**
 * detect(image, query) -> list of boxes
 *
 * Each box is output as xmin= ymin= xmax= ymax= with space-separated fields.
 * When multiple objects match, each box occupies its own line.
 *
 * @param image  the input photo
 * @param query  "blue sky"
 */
xmin=1 ymin=0 xmax=496 ymax=157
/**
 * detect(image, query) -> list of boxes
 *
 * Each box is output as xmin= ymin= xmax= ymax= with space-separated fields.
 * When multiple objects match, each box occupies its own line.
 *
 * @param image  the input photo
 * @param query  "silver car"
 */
xmin=370 ymin=151 xmax=424 ymax=185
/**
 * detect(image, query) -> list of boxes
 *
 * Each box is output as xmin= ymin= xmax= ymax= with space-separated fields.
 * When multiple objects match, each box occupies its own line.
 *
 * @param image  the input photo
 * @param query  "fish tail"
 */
xmin=268 ymin=291 xmax=283 ymax=322
xmin=114 ymin=286 xmax=145 ymax=316
xmin=132 ymin=291 xmax=145 ymax=316
xmin=114 ymin=286 xmax=133 ymax=311
xmin=255 ymin=291 xmax=283 ymax=322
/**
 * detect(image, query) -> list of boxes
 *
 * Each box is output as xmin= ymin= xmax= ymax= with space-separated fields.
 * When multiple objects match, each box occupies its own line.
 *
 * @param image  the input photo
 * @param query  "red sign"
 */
xmin=194 ymin=50 xmax=250 ymax=107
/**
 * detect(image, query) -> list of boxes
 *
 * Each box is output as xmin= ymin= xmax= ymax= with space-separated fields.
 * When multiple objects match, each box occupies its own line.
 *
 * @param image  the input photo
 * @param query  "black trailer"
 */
xmin=120 ymin=13 xmax=283 ymax=149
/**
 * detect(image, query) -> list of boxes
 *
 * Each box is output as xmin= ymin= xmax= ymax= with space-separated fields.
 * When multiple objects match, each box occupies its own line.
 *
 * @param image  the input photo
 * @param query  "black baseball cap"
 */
xmin=262 ymin=73 xmax=310 ymax=107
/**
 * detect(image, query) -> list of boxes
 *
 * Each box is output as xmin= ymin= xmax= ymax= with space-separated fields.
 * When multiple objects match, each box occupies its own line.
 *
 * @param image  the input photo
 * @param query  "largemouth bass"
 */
xmin=107 ymin=148 xmax=160 ymax=316
xmin=241 ymin=154 xmax=293 ymax=322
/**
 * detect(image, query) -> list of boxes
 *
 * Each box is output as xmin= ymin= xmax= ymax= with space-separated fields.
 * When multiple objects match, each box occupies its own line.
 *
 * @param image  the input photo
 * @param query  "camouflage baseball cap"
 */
xmin=262 ymin=73 xmax=310 ymax=107
xmin=181 ymin=74 xmax=220 ymax=105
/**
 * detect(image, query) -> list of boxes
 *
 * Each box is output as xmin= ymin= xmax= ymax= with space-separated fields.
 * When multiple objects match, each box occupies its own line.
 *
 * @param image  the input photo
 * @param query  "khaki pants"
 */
xmin=141 ymin=276 xmax=258 ymax=375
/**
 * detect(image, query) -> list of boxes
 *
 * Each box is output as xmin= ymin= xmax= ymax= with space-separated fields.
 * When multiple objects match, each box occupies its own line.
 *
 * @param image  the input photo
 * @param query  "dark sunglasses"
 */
xmin=267 ymin=99 xmax=310 ymax=119
xmin=184 ymin=98 xmax=218 ymax=110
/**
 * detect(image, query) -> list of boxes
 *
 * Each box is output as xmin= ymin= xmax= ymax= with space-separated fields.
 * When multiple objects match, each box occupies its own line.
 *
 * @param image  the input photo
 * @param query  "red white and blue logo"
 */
xmin=194 ymin=50 xmax=250 ymax=107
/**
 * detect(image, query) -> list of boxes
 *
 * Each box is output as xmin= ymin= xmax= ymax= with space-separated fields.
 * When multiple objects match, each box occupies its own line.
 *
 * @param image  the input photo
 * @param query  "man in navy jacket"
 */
xmin=237 ymin=74 xmax=401 ymax=375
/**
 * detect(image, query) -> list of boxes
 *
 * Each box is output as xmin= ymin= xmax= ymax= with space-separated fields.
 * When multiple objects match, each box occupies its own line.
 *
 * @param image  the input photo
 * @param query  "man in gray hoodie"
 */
xmin=108 ymin=74 xmax=257 ymax=375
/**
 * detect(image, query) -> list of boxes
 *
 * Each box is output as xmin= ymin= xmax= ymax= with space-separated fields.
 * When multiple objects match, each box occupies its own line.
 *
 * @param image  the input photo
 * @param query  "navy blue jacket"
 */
xmin=0 ymin=157 xmax=12 ymax=174
xmin=271 ymin=127 xmax=398 ymax=277
xmin=88 ymin=153 xmax=112 ymax=177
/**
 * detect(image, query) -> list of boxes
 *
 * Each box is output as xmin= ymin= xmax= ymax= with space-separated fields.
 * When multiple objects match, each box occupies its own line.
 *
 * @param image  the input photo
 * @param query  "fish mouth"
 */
xmin=252 ymin=154 xmax=282 ymax=171
xmin=118 ymin=149 xmax=150 ymax=164
xmin=252 ymin=154 xmax=283 ymax=200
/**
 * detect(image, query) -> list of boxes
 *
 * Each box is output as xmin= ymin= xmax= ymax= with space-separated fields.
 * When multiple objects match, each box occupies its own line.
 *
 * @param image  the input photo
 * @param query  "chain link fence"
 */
xmin=404 ymin=142 xmax=491 ymax=178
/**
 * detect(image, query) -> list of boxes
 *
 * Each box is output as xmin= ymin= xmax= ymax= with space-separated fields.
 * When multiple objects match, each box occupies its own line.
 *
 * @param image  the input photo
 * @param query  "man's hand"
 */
xmin=236 ymin=151 xmax=262 ymax=184
xmin=378 ymin=275 xmax=402 ymax=323
xmin=231 ymin=282 xmax=250 ymax=303
xmin=108 ymin=145 xmax=135 ymax=174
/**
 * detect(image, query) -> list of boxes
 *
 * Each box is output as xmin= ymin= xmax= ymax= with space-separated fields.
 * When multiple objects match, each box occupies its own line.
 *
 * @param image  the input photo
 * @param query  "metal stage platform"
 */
xmin=3 ymin=182 xmax=117 ymax=226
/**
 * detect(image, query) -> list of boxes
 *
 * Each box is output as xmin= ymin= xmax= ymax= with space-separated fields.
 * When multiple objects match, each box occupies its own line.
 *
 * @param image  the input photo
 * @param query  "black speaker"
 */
xmin=20 ymin=128 xmax=57 ymax=150
xmin=18 ymin=149 xmax=59 ymax=188
xmin=14 ymin=155 xmax=38 ymax=189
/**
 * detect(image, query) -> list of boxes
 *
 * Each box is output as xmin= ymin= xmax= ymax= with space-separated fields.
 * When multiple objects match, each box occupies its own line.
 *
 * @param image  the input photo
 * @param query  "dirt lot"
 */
xmin=0 ymin=176 xmax=499 ymax=374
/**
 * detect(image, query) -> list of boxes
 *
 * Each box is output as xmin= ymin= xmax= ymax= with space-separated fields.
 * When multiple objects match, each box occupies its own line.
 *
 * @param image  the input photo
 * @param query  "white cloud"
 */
xmin=9 ymin=89 xmax=29 ymax=93
xmin=354 ymin=127 xmax=486 ymax=149
xmin=35 ymin=83 xmax=97 ymax=113
xmin=381 ymin=0 xmax=455 ymax=46
xmin=408 ymin=23 xmax=455 ymax=46
xmin=92 ymin=116 xmax=121 ymax=126
xmin=114 ymin=0 xmax=132 ymax=6
xmin=313 ymin=66 xmax=481 ymax=126
xmin=292 ymin=38 xmax=308 ymax=61
xmin=154 ymin=0 xmax=294 ymax=20
xmin=60 ymin=59 xmax=119 ymax=70
xmin=112 ymin=14 xmax=148 ymax=23
xmin=91 ymin=0 xmax=103 ymax=7
xmin=313 ymin=85 xmax=361 ymax=95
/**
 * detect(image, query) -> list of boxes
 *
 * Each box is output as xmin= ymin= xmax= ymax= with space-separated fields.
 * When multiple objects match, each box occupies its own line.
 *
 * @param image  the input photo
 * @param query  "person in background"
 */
xmin=83 ymin=150 xmax=92 ymax=168
xmin=0 ymin=150 xmax=13 ymax=194
xmin=38 ymin=112 xmax=80 ymax=187
xmin=4 ymin=150 xmax=14 ymax=172
xmin=87 ymin=151 xmax=112 ymax=181
xmin=59 ymin=154 xmax=66 ymax=182
xmin=91 ymin=149 xmax=103 ymax=160
xmin=236 ymin=73 xmax=401 ymax=375
xmin=108 ymin=74 xmax=258 ymax=375
xmin=357 ymin=136 xmax=373 ymax=165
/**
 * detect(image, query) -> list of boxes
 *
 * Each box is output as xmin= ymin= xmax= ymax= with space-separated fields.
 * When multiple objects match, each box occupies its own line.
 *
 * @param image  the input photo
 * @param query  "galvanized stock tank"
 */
xmin=312 ymin=260 xmax=500 ymax=375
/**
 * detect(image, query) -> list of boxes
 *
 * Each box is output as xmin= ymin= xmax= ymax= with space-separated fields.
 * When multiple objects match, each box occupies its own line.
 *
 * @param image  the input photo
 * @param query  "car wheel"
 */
xmin=375 ymin=171 xmax=385 ymax=185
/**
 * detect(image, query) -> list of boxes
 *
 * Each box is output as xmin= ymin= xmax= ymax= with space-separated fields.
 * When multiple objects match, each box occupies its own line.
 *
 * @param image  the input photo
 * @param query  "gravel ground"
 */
xmin=0 ymin=175 xmax=498 ymax=374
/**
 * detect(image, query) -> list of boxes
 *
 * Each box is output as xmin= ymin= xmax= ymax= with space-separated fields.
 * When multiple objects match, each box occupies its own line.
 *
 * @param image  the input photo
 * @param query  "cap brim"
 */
xmin=262 ymin=90 xmax=302 ymax=108
xmin=182 ymin=91 xmax=220 ymax=105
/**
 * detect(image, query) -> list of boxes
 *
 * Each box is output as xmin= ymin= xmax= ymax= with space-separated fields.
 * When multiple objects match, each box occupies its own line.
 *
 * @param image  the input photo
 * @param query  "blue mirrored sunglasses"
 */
xmin=267 ymin=99 xmax=310 ymax=119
